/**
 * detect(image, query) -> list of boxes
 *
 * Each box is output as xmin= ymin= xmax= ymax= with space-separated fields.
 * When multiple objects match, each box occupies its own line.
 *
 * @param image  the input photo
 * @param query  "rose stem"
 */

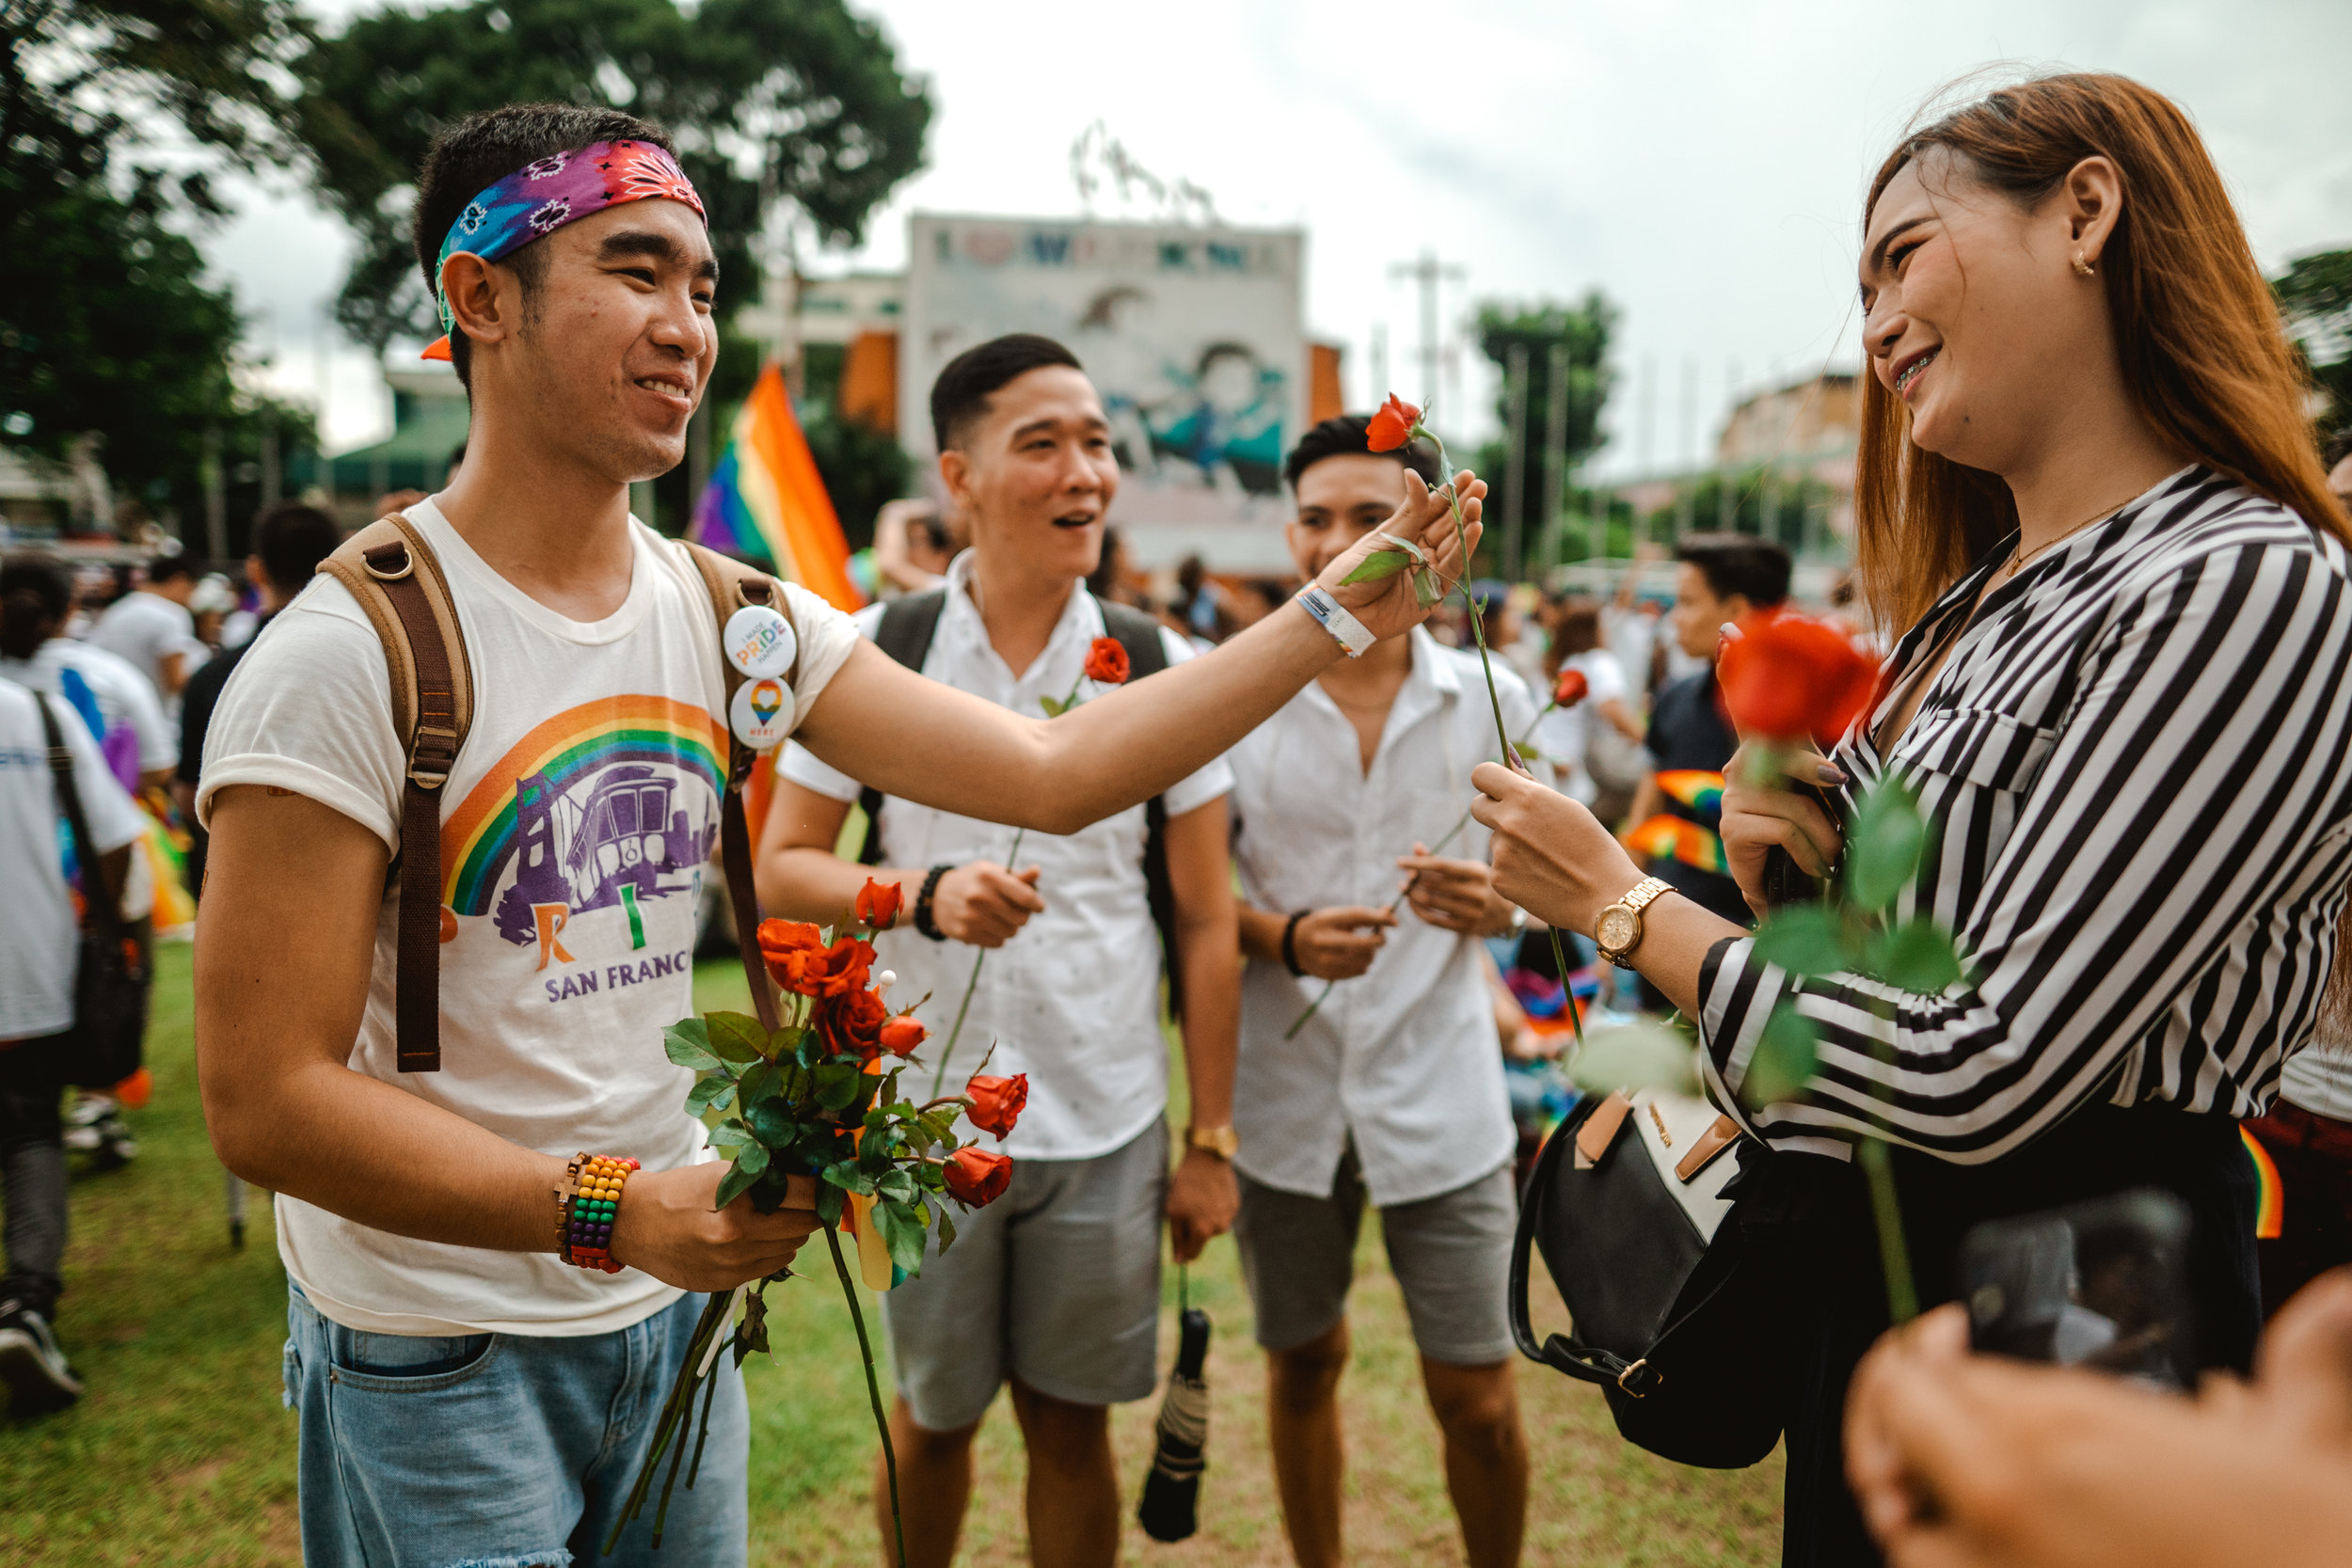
xmin=607 ymin=1289 xmax=731 ymax=1551
xmin=831 ymin=1223 xmax=910 ymax=1568
xmin=928 ymin=826 xmax=1025 ymax=1097
xmin=1280 ymin=810 xmax=1475 ymax=1041
xmin=684 ymin=1317 xmax=731 ymax=1488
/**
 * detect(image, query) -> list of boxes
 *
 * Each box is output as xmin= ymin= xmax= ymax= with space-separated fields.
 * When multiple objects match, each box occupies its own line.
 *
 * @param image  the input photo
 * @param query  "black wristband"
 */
xmin=914 ymin=864 xmax=952 ymax=942
xmin=1281 ymin=910 xmax=1311 ymax=977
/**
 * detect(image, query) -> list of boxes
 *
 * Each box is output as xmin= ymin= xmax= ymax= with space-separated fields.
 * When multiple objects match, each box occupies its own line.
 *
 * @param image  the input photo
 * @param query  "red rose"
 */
xmin=1083 ymin=636 xmax=1130 ymax=686
xmin=855 ymin=878 xmax=902 ymax=931
xmin=815 ymin=986 xmax=888 ymax=1061
xmin=756 ymin=919 xmax=825 ymax=987
xmin=944 ymin=1146 xmax=1013 ymax=1206
xmin=1717 ymin=610 xmax=1881 ymax=749
xmin=879 ymin=1014 xmax=927 ymax=1059
xmin=771 ymin=934 xmax=875 ymax=998
xmin=1366 ymin=393 xmax=1421 ymax=452
xmin=963 ymin=1073 xmax=1028 ymax=1138
xmin=1552 ymin=668 xmax=1590 ymax=708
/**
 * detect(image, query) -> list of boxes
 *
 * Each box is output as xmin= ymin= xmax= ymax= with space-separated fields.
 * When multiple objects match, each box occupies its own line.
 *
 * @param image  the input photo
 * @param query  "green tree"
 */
xmin=295 ymin=0 xmax=932 ymax=356
xmin=4 ymin=2 xmax=326 ymax=534
xmin=2275 ymin=247 xmax=2352 ymax=431
xmin=1472 ymin=293 xmax=1618 ymax=565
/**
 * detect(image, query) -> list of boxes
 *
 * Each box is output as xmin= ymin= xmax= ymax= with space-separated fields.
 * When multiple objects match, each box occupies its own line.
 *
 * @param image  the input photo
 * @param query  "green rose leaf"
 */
xmin=880 ymin=1201 xmax=930 ymax=1275
xmin=821 ymin=1160 xmax=875 ymax=1196
xmin=705 ymin=1117 xmax=754 ymax=1148
xmin=1848 ymin=780 xmax=1927 ymax=913
xmin=769 ymin=1023 xmax=804 ymax=1060
xmin=1568 ymin=1018 xmax=1701 ymax=1098
xmin=1754 ymin=905 xmax=1851 ymax=977
xmin=877 ymin=1167 xmax=917 ymax=1205
xmin=1513 ymin=740 xmax=1543 ymax=761
xmin=704 ymin=1011 xmax=769 ymax=1064
xmin=1039 ymin=694 xmax=1067 ymax=717
xmin=744 ymin=1098 xmax=797 ymax=1147
xmin=934 ymin=1204 xmax=958 ymax=1256
xmin=1411 ymin=566 xmax=1443 ymax=609
xmin=732 ymin=1139 xmax=770 ymax=1179
xmin=738 ymin=1059 xmax=783 ymax=1107
xmin=733 ymin=1289 xmax=771 ymax=1365
xmin=1742 ymin=1006 xmax=1820 ymax=1110
xmin=1871 ymin=916 xmax=1966 ymax=994
xmin=685 ymin=1075 xmax=737 ymax=1117
xmin=1339 ymin=547 xmax=1410 ymax=586
xmin=715 ymin=1158 xmax=761 ymax=1210
xmin=815 ymin=1181 xmax=845 ymax=1227
xmin=813 ymin=1061 xmax=865 ymax=1112
xmin=663 ymin=1019 xmax=720 ymax=1072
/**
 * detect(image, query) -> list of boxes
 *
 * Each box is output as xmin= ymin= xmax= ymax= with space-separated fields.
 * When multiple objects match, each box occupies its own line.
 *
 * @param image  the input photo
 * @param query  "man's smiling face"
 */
xmin=941 ymin=364 xmax=1120 ymax=582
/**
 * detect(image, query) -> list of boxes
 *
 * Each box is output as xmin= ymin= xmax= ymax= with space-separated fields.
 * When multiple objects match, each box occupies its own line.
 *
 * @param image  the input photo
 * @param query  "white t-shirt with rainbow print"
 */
xmin=199 ymin=498 xmax=859 ymax=1336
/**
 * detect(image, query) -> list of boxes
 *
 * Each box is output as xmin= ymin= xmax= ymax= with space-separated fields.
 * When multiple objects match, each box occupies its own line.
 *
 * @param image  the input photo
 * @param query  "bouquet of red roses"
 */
xmin=612 ymin=879 xmax=1025 ymax=1560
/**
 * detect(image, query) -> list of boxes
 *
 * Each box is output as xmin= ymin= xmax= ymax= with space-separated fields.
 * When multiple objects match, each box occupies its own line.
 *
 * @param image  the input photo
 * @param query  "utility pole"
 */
xmin=1503 ymin=343 xmax=1529 ymax=582
xmin=1674 ymin=356 xmax=1697 ymax=546
xmin=1542 ymin=344 xmax=1568 ymax=572
xmin=261 ymin=407 xmax=281 ymax=511
xmin=1388 ymin=250 xmax=1466 ymax=418
xmin=1370 ymin=323 xmax=1389 ymax=404
xmin=202 ymin=422 xmax=227 ymax=562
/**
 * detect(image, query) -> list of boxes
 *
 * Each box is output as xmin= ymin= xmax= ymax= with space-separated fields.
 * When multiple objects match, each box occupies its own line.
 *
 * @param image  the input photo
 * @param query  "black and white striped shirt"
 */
xmin=1701 ymin=467 xmax=2352 ymax=1162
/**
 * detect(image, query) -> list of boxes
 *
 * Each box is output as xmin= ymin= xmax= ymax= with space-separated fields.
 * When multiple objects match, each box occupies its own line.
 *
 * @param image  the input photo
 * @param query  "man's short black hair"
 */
xmin=2325 ymin=426 xmax=2352 ymax=472
xmin=1283 ymin=414 xmax=1443 ymax=491
xmin=1677 ymin=532 xmax=1791 ymax=609
xmin=0 ymin=555 xmax=72 ymax=658
xmin=412 ymin=103 xmax=675 ymax=390
xmin=930 ymin=334 xmax=1084 ymax=452
xmin=250 ymin=502 xmax=342 ymax=596
xmin=146 ymin=553 xmax=197 ymax=586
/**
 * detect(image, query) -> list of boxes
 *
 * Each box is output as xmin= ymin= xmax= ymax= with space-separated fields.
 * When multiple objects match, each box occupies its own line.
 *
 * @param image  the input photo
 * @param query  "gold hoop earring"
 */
xmin=2072 ymin=251 xmax=2096 ymax=277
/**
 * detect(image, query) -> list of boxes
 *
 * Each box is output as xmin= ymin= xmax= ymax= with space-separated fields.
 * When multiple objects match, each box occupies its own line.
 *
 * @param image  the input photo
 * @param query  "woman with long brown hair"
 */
xmin=1469 ymin=71 xmax=2352 ymax=1563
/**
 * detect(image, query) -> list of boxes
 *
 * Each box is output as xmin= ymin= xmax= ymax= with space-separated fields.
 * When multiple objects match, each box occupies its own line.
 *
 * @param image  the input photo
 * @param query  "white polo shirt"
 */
xmin=1226 ymin=629 xmax=1533 ymax=1207
xmin=87 ymin=589 xmax=194 ymax=704
xmin=779 ymin=553 xmax=1232 ymax=1163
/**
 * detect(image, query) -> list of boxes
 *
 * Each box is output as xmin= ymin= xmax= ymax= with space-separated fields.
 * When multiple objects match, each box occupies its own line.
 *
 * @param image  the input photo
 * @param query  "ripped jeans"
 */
xmin=284 ymin=1284 xmax=748 ymax=1568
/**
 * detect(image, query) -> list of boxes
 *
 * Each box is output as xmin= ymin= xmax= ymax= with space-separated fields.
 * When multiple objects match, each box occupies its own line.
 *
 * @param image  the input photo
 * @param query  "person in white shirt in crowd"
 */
xmin=1533 ymin=598 xmax=1645 ymax=813
xmin=3 ymin=555 xmax=170 ymax=1166
xmin=87 ymin=551 xmax=199 ymax=704
xmin=0 ymin=676 xmax=145 ymax=1412
xmin=757 ymin=334 xmax=1243 ymax=1568
xmin=1598 ymin=549 xmax=1663 ymax=701
xmin=1223 ymin=414 xmax=1538 ymax=1568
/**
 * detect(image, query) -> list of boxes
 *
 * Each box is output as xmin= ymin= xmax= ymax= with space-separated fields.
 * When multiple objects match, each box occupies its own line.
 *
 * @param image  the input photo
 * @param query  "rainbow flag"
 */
xmin=1656 ymin=769 xmax=1726 ymax=821
xmin=1626 ymin=814 xmax=1729 ymax=876
xmin=2241 ymin=1125 xmax=2284 ymax=1240
xmin=690 ymin=363 xmax=866 ymax=612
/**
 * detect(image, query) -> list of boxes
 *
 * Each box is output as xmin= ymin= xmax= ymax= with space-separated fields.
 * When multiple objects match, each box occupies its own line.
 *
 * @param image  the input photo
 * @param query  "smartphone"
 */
xmin=1957 ymin=1188 xmax=2195 ymax=1389
xmin=1759 ymin=777 xmax=1835 ymax=910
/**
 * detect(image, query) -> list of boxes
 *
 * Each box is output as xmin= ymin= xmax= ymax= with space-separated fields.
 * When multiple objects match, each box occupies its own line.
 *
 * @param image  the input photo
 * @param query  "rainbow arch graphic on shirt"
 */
xmin=438 ymin=695 xmax=727 ymax=917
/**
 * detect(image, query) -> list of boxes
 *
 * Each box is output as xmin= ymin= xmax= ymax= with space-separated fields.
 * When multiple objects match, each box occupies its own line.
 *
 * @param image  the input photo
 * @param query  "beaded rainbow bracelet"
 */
xmin=555 ymin=1153 xmax=639 ymax=1274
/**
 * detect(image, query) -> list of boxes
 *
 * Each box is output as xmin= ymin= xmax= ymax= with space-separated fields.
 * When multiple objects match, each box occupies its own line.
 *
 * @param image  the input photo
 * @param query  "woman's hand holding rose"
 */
xmin=1469 ymin=761 xmax=1644 ymax=939
xmin=1720 ymin=742 xmax=1847 ymax=921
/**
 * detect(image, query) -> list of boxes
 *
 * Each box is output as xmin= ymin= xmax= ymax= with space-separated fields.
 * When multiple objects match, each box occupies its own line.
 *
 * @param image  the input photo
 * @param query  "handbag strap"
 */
xmin=1507 ymin=1107 xmax=1667 ymax=1398
xmin=37 ymin=693 xmax=124 ymax=951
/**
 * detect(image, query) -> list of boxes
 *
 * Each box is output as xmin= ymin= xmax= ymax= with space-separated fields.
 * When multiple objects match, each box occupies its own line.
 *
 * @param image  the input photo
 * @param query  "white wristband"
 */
xmin=1296 ymin=584 xmax=1375 ymax=657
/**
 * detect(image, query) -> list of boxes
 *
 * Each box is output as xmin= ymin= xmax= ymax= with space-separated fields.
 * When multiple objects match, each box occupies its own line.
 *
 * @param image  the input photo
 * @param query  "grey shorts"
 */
xmin=881 ymin=1117 xmax=1168 ymax=1432
xmin=1234 ymin=1150 xmax=1516 ymax=1367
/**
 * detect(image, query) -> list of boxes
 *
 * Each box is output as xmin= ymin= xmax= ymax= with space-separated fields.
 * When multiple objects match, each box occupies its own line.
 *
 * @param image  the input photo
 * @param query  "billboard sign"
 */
xmin=901 ymin=214 xmax=1307 ymax=535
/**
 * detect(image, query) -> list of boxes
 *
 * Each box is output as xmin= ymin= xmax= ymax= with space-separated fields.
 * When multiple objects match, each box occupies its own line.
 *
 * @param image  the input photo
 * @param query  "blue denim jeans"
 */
xmin=284 ymin=1284 xmax=748 ymax=1568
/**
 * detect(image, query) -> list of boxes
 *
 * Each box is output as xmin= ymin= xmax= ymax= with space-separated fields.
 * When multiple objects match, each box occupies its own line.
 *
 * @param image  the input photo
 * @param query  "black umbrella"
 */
xmin=1138 ymin=1268 xmax=1212 ymax=1543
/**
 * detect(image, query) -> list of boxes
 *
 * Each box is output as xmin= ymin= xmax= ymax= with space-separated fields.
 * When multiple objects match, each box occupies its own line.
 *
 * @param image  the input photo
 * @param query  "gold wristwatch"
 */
xmin=1593 ymin=877 xmax=1674 ymax=964
xmin=1187 ymin=1125 xmax=1238 ymax=1161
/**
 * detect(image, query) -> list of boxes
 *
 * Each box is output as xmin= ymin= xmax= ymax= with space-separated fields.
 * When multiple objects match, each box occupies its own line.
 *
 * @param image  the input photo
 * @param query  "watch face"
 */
xmin=1597 ymin=905 xmax=1638 ymax=954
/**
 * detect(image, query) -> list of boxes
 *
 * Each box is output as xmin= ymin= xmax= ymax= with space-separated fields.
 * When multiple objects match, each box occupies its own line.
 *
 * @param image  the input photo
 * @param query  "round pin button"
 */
xmin=728 ymin=675 xmax=793 ymax=751
xmin=723 ymin=605 xmax=797 ymax=680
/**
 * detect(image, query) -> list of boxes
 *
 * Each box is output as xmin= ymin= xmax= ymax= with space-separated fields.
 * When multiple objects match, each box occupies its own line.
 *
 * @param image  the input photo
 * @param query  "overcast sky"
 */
xmin=214 ymin=0 xmax=2352 ymax=473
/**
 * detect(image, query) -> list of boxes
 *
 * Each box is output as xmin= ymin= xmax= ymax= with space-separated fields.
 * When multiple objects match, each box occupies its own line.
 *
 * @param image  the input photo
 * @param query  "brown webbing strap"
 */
xmin=723 ymin=774 xmax=779 ymax=1033
xmin=361 ymin=536 xmax=462 ymax=1072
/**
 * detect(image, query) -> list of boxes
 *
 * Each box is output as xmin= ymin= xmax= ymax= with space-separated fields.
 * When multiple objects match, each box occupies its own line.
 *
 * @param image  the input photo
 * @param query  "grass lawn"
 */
xmin=0 ymin=943 xmax=1783 ymax=1565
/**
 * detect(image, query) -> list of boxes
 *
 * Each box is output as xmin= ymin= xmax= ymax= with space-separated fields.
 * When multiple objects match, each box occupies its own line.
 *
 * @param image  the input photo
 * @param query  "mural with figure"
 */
xmin=902 ymin=214 xmax=1306 ymax=526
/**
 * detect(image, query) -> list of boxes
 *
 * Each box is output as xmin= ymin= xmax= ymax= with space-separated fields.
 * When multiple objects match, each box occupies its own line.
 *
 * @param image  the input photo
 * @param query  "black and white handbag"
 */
xmin=1509 ymin=1086 xmax=1790 ymax=1468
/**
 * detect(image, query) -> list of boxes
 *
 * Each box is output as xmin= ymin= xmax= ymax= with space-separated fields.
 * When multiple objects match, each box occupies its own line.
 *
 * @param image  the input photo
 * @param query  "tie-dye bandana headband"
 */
xmin=421 ymin=138 xmax=707 ymax=360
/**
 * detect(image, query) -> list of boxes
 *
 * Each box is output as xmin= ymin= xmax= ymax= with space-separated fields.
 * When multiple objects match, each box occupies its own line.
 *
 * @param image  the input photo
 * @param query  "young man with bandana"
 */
xmin=195 ymin=104 xmax=1482 ymax=1568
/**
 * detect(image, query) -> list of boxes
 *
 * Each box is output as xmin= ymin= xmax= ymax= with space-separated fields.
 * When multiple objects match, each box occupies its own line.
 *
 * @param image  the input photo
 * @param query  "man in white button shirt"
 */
xmin=1225 ymin=415 xmax=1535 ymax=1568
xmin=757 ymin=335 xmax=1243 ymax=1568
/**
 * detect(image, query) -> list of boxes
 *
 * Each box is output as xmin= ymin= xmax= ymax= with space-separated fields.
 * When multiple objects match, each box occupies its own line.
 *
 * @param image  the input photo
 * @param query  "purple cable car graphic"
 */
xmin=495 ymin=763 xmax=711 ymax=948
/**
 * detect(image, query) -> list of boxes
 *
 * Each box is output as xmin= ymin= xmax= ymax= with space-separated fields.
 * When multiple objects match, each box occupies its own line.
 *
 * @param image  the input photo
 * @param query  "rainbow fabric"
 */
xmin=2241 ymin=1125 xmax=2284 ymax=1240
xmin=689 ymin=363 xmax=866 ymax=611
xmin=1656 ymin=769 xmax=1727 ymax=820
xmin=1626 ymin=814 xmax=1729 ymax=876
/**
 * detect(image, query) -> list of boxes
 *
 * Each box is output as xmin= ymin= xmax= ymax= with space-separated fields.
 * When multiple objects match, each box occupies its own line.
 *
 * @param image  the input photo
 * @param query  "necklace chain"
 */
xmin=1996 ymin=496 xmax=2139 ymax=583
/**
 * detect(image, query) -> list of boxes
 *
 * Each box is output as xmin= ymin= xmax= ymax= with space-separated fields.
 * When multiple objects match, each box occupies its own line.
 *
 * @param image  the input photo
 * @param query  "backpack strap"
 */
xmin=1096 ymin=602 xmax=1184 ymax=1020
xmin=318 ymin=513 xmax=472 ymax=1073
xmin=855 ymin=590 xmax=948 ymax=865
xmin=679 ymin=540 xmax=802 ymax=1034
